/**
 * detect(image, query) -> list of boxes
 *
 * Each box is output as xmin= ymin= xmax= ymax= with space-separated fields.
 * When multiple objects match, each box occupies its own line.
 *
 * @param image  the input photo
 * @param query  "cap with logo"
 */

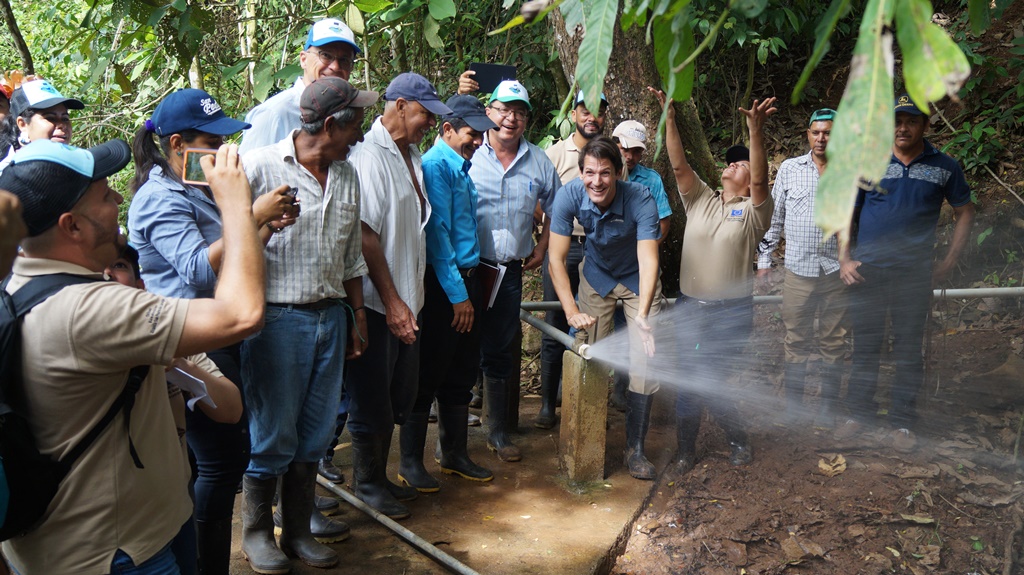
xmin=0 ymin=139 xmax=132 ymax=237
xmin=304 ymin=18 xmax=360 ymax=54
xmin=574 ymin=89 xmax=608 ymax=108
xmin=612 ymin=120 xmax=647 ymax=150
xmin=9 ymin=79 xmax=85 ymax=117
xmin=725 ymin=144 xmax=749 ymax=165
xmin=488 ymin=80 xmax=532 ymax=111
xmin=300 ymin=77 xmax=379 ymax=123
xmin=384 ymin=73 xmax=453 ymax=116
xmin=894 ymin=93 xmax=924 ymax=116
xmin=149 ymin=89 xmax=251 ymax=137
xmin=808 ymin=108 xmax=837 ymax=126
xmin=442 ymin=94 xmax=497 ymax=132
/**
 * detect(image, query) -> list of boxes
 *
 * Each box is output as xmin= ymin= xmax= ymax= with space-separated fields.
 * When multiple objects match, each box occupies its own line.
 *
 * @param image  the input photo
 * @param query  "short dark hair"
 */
xmin=443 ymin=117 xmax=470 ymax=132
xmin=300 ymin=106 xmax=359 ymax=135
xmin=578 ymin=135 xmax=622 ymax=175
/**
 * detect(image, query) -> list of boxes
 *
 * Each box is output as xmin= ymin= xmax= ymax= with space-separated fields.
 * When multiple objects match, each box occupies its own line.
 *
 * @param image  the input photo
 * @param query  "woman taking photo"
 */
xmin=0 ymin=78 xmax=83 ymax=172
xmin=127 ymin=88 xmax=299 ymax=575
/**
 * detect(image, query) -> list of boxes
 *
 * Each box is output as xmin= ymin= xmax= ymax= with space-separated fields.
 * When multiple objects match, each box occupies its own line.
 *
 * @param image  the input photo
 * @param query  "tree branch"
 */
xmin=0 ymin=0 xmax=33 ymax=74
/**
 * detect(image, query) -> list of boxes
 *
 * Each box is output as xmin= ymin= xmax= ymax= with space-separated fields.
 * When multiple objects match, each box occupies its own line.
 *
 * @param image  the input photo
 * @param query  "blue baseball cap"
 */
xmin=0 ymin=139 xmax=131 ymax=236
xmin=384 ymin=73 xmax=452 ymax=115
xmin=149 ymin=89 xmax=250 ymax=137
xmin=442 ymin=95 xmax=497 ymax=132
xmin=304 ymin=18 xmax=360 ymax=54
xmin=894 ymin=93 xmax=925 ymax=116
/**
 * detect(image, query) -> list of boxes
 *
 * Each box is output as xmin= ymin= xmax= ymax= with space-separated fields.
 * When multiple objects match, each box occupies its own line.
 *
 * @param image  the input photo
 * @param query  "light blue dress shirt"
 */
xmin=422 ymin=140 xmax=481 ymax=304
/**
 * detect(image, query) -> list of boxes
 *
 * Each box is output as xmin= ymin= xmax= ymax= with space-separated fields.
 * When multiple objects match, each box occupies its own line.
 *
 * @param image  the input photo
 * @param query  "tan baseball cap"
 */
xmin=612 ymin=120 xmax=647 ymax=150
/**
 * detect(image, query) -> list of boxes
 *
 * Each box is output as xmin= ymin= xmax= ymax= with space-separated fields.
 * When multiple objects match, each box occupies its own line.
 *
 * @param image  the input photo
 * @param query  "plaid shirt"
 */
xmin=757 ymin=151 xmax=839 ymax=277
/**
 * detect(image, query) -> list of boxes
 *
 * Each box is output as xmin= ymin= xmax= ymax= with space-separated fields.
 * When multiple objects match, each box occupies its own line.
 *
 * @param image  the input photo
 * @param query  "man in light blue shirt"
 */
xmin=468 ymin=80 xmax=560 ymax=462
xmin=398 ymin=94 xmax=497 ymax=493
xmin=613 ymin=120 xmax=673 ymax=241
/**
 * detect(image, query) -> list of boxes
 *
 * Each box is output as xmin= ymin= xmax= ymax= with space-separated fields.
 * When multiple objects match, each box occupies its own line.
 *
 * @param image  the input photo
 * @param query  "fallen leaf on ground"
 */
xmin=781 ymin=534 xmax=825 ymax=563
xmin=900 ymin=513 xmax=936 ymax=524
xmin=818 ymin=454 xmax=847 ymax=477
xmin=914 ymin=544 xmax=941 ymax=569
xmin=896 ymin=465 xmax=940 ymax=479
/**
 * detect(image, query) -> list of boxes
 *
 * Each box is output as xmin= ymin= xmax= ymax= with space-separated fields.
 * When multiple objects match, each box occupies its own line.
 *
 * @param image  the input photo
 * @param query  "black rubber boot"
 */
xmin=814 ymin=362 xmax=842 ymax=429
xmin=397 ymin=412 xmax=440 ymax=493
xmin=278 ymin=462 xmax=340 ymax=568
xmin=241 ymin=475 xmax=290 ymax=575
xmin=534 ymin=361 xmax=560 ymax=429
xmin=381 ymin=431 xmax=419 ymax=501
xmin=351 ymin=432 xmax=410 ymax=519
xmin=196 ymin=518 xmax=232 ymax=575
xmin=783 ymin=362 xmax=807 ymax=424
xmin=437 ymin=403 xmax=493 ymax=481
xmin=315 ymin=494 xmax=340 ymax=515
xmin=609 ymin=370 xmax=629 ymax=412
xmin=673 ymin=410 xmax=701 ymax=477
xmin=484 ymin=376 xmax=522 ymax=462
xmin=624 ymin=391 xmax=656 ymax=480
xmin=317 ymin=456 xmax=344 ymax=484
xmin=273 ymin=502 xmax=348 ymax=542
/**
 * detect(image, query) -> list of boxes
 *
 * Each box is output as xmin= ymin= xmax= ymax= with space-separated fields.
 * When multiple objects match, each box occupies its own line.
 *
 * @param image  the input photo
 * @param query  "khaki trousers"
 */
xmin=577 ymin=270 xmax=663 ymax=395
xmin=781 ymin=268 xmax=847 ymax=365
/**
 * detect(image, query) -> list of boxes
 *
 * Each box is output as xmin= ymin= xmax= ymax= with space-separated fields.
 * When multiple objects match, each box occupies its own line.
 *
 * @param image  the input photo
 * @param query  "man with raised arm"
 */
xmin=655 ymin=88 xmax=776 ymax=474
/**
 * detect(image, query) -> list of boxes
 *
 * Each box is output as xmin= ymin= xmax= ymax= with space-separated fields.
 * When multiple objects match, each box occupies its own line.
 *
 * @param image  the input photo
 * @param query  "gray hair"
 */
xmin=300 ymin=106 xmax=359 ymax=135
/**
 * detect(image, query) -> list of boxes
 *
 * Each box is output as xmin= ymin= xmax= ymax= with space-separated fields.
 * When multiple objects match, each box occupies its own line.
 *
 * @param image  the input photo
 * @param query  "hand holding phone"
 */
xmin=182 ymin=148 xmax=219 ymax=185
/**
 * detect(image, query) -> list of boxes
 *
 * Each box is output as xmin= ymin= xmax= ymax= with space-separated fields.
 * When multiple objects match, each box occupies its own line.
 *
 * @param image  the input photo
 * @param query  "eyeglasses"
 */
xmin=809 ymin=108 xmax=837 ymax=125
xmin=489 ymin=104 xmax=528 ymax=122
xmin=309 ymin=48 xmax=354 ymax=70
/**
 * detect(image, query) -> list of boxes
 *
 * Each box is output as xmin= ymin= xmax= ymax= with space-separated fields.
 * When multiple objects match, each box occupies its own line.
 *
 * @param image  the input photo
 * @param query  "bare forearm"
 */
xmin=637 ymin=240 xmax=659 ymax=317
xmin=748 ymin=129 xmax=769 ymax=205
xmin=943 ymin=204 xmax=975 ymax=266
xmin=343 ymin=276 xmax=364 ymax=309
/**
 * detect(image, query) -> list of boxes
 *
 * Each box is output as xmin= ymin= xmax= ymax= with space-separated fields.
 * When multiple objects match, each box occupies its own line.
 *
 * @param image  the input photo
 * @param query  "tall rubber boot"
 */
xmin=240 ymin=476 xmax=290 ymax=575
xmin=350 ymin=432 xmax=410 ymax=519
xmin=278 ymin=462 xmax=339 ymax=568
xmin=673 ymin=409 xmax=701 ymax=477
xmin=397 ymin=412 xmax=440 ymax=493
xmin=381 ymin=431 xmax=419 ymax=501
xmin=534 ymin=361 xmax=560 ymax=429
xmin=609 ymin=370 xmax=629 ymax=412
xmin=783 ymin=362 xmax=807 ymax=425
xmin=484 ymin=376 xmax=522 ymax=462
xmin=196 ymin=518 xmax=232 ymax=575
xmin=437 ymin=403 xmax=493 ymax=481
xmin=624 ymin=391 xmax=655 ymax=480
xmin=273 ymin=503 xmax=349 ymax=543
xmin=815 ymin=362 xmax=842 ymax=429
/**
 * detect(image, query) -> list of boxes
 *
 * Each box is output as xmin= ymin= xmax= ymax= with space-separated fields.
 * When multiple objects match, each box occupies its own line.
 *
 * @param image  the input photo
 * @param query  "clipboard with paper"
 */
xmin=477 ymin=261 xmax=507 ymax=310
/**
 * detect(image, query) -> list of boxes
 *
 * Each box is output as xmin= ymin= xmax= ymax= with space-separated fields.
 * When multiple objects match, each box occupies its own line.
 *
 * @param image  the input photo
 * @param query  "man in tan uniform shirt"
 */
xmin=654 ymin=88 xmax=776 ymax=475
xmin=0 ymin=140 xmax=265 ymax=575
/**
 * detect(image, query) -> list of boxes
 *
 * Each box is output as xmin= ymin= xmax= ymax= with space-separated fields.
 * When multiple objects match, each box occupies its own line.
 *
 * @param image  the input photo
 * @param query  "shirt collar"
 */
xmin=482 ymin=131 xmax=529 ymax=163
xmin=12 ymin=256 xmax=105 ymax=279
xmin=435 ymin=139 xmax=472 ymax=174
xmin=581 ymin=181 xmax=625 ymax=217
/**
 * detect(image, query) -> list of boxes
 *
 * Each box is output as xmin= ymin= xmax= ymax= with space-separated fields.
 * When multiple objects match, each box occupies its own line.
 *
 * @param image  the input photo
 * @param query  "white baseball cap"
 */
xmin=612 ymin=120 xmax=647 ymax=150
xmin=488 ymin=80 xmax=532 ymax=111
xmin=305 ymin=18 xmax=360 ymax=53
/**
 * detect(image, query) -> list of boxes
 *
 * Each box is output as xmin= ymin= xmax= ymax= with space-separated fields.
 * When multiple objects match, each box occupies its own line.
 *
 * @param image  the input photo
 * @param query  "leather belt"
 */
xmin=267 ymin=299 xmax=340 ymax=311
xmin=459 ymin=267 xmax=476 ymax=279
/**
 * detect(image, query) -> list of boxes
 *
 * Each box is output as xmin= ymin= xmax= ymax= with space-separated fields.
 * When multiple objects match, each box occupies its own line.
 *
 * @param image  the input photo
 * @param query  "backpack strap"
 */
xmin=8 ymin=273 xmax=149 ymax=470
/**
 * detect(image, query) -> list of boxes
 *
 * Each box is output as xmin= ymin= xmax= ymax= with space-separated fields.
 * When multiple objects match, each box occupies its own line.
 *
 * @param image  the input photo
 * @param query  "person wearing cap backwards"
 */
xmin=396 ymin=94 xmax=497 ymax=494
xmin=126 ymin=88 xmax=298 ymax=575
xmin=836 ymin=94 xmax=974 ymax=453
xmin=548 ymin=135 xmax=664 ymax=480
xmin=0 ymin=78 xmax=84 ymax=173
xmin=238 ymin=77 xmax=376 ymax=572
xmin=469 ymin=80 xmax=559 ymax=463
xmin=0 ymin=139 xmax=266 ymax=575
xmin=343 ymin=72 xmax=450 ymax=520
xmin=755 ymin=108 xmax=846 ymax=429
xmin=652 ymin=87 xmax=776 ymax=475
xmin=240 ymin=18 xmax=361 ymax=154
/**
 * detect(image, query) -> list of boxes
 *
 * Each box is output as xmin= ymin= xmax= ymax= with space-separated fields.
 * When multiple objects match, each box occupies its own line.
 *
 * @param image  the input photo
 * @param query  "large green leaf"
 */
xmin=354 ymin=0 xmax=395 ymax=13
xmin=895 ymin=0 xmax=971 ymax=112
xmin=427 ymin=0 xmax=456 ymax=20
xmin=968 ymin=0 xmax=990 ymax=35
xmin=733 ymin=0 xmax=767 ymax=18
xmin=814 ymin=0 xmax=895 ymax=241
xmin=423 ymin=14 xmax=444 ymax=49
xmin=574 ymin=0 xmax=618 ymax=115
xmin=653 ymin=7 xmax=694 ymax=103
xmin=792 ymin=0 xmax=851 ymax=104
xmin=347 ymin=4 xmax=366 ymax=35
xmin=561 ymin=0 xmax=584 ymax=33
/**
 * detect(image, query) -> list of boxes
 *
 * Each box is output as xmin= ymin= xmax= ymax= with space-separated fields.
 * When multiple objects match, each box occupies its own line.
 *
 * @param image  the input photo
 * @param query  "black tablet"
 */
xmin=468 ymin=63 xmax=517 ymax=94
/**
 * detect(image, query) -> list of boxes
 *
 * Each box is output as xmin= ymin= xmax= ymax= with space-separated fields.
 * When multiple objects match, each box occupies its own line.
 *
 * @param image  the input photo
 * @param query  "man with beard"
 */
xmin=534 ymin=90 xmax=608 ymax=429
xmin=346 ymin=73 xmax=452 ymax=519
xmin=240 ymin=18 xmax=361 ymax=153
xmin=756 ymin=108 xmax=845 ymax=429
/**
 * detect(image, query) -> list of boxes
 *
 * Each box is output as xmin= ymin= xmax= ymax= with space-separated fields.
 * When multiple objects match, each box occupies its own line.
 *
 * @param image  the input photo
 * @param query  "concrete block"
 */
xmin=559 ymin=350 xmax=609 ymax=481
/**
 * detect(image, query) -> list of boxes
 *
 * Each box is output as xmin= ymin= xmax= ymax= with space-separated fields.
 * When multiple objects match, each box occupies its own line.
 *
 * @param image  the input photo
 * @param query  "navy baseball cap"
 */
xmin=894 ymin=93 xmax=925 ymax=116
xmin=149 ymin=89 xmax=250 ymax=137
xmin=304 ymin=18 xmax=360 ymax=53
xmin=384 ymin=73 xmax=452 ymax=115
xmin=725 ymin=144 xmax=749 ymax=164
xmin=442 ymin=95 xmax=497 ymax=132
xmin=10 ymin=79 xmax=84 ymax=117
xmin=0 ymin=139 xmax=131 ymax=236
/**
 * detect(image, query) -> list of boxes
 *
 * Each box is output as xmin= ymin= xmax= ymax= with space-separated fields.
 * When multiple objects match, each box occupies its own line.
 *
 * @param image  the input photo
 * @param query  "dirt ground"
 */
xmin=609 ymin=281 xmax=1024 ymax=575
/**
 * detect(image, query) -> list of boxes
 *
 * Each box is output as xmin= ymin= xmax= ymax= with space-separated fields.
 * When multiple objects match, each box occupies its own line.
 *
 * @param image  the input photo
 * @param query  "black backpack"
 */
xmin=0 ymin=273 xmax=148 ymax=541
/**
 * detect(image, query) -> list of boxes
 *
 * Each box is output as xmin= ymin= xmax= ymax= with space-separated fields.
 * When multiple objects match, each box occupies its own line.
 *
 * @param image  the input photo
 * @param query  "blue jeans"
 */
xmin=847 ymin=263 xmax=932 ymax=427
xmin=479 ymin=261 xmax=523 ymax=381
xmin=241 ymin=303 xmax=347 ymax=478
xmin=345 ymin=308 xmax=421 ymax=434
xmin=106 ymin=544 xmax=180 ymax=575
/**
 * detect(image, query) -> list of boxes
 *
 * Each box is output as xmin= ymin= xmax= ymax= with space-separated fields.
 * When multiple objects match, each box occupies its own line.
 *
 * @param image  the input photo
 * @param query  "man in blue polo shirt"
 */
xmin=548 ymin=135 xmax=663 ymax=480
xmin=838 ymin=93 xmax=975 ymax=452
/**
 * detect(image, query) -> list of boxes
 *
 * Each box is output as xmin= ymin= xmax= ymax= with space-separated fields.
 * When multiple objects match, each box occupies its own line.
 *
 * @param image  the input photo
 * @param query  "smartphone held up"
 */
xmin=181 ymin=148 xmax=219 ymax=185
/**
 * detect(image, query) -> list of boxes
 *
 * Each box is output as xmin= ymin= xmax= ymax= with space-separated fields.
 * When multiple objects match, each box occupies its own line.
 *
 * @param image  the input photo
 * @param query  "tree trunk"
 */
xmin=0 ymin=0 xmax=33 ymax=74
xmin=549 ymin=8 xmax=719 ymax=294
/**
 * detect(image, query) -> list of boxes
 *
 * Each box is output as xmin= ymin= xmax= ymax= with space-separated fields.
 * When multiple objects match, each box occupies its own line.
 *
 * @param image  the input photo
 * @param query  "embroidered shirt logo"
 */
xmin=200 ymin=97 xmax=222 ymax=116
xmin=730 ymin=208 xmax=744 ymax=217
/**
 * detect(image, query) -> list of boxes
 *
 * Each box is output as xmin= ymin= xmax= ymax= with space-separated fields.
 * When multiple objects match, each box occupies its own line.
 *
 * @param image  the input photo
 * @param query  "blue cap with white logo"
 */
xmin=149 ymin=89 xmax=251 ymax=137
xmin=0 ymin=139 xmax=132 ymax=236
